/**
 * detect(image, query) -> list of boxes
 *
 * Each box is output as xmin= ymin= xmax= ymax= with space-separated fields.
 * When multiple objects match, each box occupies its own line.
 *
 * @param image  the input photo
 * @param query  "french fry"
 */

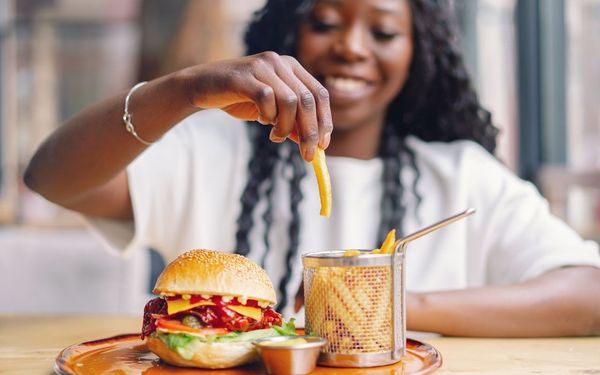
xmin=311 ymin=147 xmax=332 ymax=217
xmin=361 ymin=268 xmax=392 ymax=350
xmin=339 ymin=336 xmax=354 ymax=352
xmin=335 ymin=270 xmax=391 ymax=351
xmin=327 ymin=288 xmax=363 ymax=345
xmin=343 ymin=249 xmax=361 ymax=256
xmin=333 ymin=270 xmax=370 ymax=316
xmin=341 ymin=229 xmax=397 ymax=257
xmin=379 ymin=229 xmax=396 ymax=254
xmin=307 ymin=266 xmax=395 ymax=353
xmin=306 ymin=270 xmax=328 ymax=334
xmin=369 ymin=271 xmax=393 ymax=349
xmin=331 ymin=272 xmax=375 ymax=339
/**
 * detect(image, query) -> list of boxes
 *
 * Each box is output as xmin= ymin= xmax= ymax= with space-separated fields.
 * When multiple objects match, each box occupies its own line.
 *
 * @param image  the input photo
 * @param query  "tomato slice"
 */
xmin=156 ymin=319 xmax=228 ymax=335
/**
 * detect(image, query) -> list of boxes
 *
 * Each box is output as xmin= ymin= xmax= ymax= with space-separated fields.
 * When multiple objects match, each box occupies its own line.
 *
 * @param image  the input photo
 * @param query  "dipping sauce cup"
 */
xmin=254 ymin=335 xmax=327 ymax=375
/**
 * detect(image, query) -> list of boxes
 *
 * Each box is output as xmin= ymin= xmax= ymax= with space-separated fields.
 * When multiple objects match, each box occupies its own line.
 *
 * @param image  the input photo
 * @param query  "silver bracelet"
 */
xmin=122 ymin=81 xmax=158 ymax=145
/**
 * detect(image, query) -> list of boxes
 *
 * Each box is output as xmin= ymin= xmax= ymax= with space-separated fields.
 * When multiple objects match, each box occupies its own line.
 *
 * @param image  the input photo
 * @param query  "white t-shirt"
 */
xmin=88 ymin=110 xmax=600 ymax=317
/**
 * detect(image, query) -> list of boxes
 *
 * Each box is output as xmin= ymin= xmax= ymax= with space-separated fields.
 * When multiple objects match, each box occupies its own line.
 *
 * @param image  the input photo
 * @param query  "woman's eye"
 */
xmin=309 ymin=17 xmax=338 ymax=32
xmin=372 ymin=30 xmax=399 ymax=41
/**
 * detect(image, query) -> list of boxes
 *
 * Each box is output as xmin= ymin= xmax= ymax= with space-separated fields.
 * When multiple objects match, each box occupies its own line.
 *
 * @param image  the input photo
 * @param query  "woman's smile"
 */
xmin=323 ymin=75 xmax=376 ymax=104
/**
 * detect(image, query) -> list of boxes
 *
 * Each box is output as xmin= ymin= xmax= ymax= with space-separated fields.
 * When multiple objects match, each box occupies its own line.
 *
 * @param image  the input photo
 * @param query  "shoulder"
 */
xmin=405 ymin=136 xmax=533 ymax=208
xmin=405 ymin=136 xmax=503 ymax=179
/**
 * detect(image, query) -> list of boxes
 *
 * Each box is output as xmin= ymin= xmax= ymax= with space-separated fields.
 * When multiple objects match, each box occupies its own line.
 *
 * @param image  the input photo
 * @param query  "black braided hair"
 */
xmin=235 ymin=0 xmax=499 ymax=309
xmin=234 ymin=130 xmax=279 ymax=257
xmin=277 ymin=147 xmax=307 ymax=309
xmin=390 ymin=0 xmax=499 ymax=151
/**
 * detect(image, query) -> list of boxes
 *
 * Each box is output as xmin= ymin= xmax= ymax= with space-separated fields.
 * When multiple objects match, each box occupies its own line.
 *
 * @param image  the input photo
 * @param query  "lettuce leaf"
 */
xmin=211 ymin=319 xmax=297 ymax=342
xmin=272 ymin=318 xmax=296 ymax=336
xmin=153 ymin=318 xmax=297 ymax=356
xmin=154 ymin=332 xmax=197 ymax=359
xmin=160 ymin=331 xmax=195 ymax=348
xmin=213 ymin=328 xmax=275 ymax=343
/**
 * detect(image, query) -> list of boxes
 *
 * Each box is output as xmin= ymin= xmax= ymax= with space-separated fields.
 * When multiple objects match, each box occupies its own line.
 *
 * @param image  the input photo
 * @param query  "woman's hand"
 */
xmin=183 ymin=52 xmax=333 ymax=161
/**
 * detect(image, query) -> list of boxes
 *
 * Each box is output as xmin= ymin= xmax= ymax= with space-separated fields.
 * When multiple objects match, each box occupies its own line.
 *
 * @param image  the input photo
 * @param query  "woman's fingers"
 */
xmin=216 ymin=74 xmax=278 ymax=123
xmin=250 ymin=52 xmax=331 ymax=161
xmin=196 ymin=52 xmax=331 ymax=160
xmin=284 ymin=56 xmax=333 ymax=151
xmin=240 ymin=78 xmax=278 ymax=123
xmin=269 ymin=54 xmax=325 ymax=160
xmin=250 ymin=54 xmax=299 ymax=143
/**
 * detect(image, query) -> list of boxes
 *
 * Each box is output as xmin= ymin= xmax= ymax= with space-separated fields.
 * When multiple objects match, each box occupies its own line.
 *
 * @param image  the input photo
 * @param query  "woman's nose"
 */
xmin=332 ymin=24 xmax=370 ymax=62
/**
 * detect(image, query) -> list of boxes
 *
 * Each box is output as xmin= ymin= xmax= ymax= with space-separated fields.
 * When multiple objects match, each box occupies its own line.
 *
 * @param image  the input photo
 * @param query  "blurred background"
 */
xmin=0 ymin=0 xmax=599 ymax=315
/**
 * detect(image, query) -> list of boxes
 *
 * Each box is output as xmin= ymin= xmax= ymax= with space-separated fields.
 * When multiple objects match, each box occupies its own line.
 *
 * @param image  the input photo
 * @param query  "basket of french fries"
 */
xmin=302 ymin=230 xmax=405 ymax=368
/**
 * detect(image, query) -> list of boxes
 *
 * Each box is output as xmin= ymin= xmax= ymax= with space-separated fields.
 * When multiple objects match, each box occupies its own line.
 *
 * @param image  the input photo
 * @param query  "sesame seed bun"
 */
xmin=153 ymin=249 xmax=277 ymax=304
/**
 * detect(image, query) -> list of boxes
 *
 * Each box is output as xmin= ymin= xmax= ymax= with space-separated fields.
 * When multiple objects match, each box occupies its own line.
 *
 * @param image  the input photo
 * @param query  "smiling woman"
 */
xmin=23 ymin=0 xmax=600 ymax=338
xmin=297 ymin=0 xmax=414 ymax=144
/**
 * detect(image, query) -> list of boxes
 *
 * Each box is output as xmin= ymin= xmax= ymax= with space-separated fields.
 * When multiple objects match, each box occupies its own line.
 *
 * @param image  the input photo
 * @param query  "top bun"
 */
xmin=153 ymin=249 xmax=277 ymax=304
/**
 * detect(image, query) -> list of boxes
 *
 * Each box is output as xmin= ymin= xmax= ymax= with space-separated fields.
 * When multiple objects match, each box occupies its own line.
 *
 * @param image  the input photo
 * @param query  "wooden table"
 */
xmin=1 ymin=315 xmax=599 ymax=374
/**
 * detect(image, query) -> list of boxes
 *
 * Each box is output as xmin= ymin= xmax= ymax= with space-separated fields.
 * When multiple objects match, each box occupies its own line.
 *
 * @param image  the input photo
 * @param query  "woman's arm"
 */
xmin=408 ymin=266 xmax=600 ymax=337
xmin=23 ymin=53 xmax=333 ymax=219
xmin=23 ymin=73 xmax=195 ymax=219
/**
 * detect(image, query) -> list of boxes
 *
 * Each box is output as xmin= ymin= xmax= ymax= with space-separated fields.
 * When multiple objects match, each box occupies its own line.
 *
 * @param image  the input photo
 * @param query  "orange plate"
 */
xmin=55 ymin=334 xmax=442 ymax=375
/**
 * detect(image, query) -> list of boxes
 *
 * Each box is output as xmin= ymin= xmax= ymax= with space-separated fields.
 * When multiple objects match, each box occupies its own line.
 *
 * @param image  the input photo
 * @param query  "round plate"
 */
xmin=55 ymin=334 xmax=442 ymax=375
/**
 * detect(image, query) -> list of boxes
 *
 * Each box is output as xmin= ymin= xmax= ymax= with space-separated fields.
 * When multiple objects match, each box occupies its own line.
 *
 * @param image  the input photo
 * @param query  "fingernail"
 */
xmin=320 ymin=132 xmax=331 ymax=149
xmin=303 ymin=145 xmax=316 ymax=161
xmin=269 ymin=128 xmax=285 ymax=143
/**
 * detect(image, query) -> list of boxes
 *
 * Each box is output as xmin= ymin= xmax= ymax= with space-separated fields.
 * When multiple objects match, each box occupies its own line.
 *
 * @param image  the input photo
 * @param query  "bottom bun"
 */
xmin=146 ymin=336 xmax=258 ymax=369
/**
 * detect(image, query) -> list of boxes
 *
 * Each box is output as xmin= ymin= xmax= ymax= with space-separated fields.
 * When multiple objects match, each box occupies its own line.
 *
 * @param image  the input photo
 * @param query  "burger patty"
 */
xmin=183 ymin=304 xmax=282 ymax=332
xmin=141 ymin=297 xmax=282 ymax=339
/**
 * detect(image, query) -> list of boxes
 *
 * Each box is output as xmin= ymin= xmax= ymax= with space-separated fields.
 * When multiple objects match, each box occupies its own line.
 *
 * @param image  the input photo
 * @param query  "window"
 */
xmin=563 ymin=0 xmax=600 ymax=239
xmin=456 ymin=0 xmax=600 ymax=239
xmin=0 ymin=0 xmax=17 ymax=222
xmin=455 ymin=0 xmax=520 ymax=171
xmin=9 ymin=0 xmax=263 ymax=225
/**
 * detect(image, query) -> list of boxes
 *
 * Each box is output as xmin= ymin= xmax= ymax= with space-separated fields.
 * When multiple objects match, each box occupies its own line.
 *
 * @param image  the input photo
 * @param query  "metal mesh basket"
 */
xmin=303 ymin=249 xmax=405 ymax=367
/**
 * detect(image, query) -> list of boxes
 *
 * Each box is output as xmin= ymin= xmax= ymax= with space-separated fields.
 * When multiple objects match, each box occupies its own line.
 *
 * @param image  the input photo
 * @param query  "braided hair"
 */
xmin=235 ymin=0 xmax=498 ymax=310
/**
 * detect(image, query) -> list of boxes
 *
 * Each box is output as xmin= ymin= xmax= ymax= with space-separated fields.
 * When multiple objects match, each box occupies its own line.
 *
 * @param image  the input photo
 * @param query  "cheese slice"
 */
xmin=167 ymin=299 xmax=215 ymax=315
xmin=228 ymin=305 xmax=262 ymax=321
xmin=166 ymin=298 xmax=263 ymax=321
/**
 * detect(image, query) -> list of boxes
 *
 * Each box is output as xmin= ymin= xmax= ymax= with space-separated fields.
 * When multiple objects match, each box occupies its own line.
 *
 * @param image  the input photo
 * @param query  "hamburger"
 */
xmin=141 ymin=249 xmax=295 ymax=368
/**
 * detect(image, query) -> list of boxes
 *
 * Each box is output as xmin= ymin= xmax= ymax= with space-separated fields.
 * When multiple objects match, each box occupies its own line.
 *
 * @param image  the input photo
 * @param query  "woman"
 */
xmin=24 ymin=0 xmax=600 ymax=336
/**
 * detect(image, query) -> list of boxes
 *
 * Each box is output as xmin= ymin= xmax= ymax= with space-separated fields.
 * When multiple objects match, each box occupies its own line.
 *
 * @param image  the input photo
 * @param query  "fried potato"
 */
xmin=311 ymin=147 xmax=332 ymax=217
xmin=379 ymin=229 xmax=396 ymax=254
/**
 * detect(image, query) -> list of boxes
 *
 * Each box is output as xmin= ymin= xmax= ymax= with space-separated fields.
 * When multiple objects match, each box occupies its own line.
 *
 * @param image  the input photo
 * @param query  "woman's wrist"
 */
xmin=171 ymin=66 xmax=205 ymax=113
xmin=126 ymin=70 xmax=201 ymax=142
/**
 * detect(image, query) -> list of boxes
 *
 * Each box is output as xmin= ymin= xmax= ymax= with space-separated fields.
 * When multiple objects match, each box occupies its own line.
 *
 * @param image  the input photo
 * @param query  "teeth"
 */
xmin=325 ymin=76 xmax=367 ymax=92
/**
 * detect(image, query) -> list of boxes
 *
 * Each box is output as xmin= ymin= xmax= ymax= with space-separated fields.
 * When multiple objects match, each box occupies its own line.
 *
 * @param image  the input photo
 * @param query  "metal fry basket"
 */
xmin=302 ymin=248 xmax=405 ymax=367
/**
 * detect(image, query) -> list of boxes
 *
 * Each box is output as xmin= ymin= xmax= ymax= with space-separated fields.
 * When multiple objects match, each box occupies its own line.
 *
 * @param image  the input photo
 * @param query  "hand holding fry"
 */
xmin=187 ymin=52 xmax=333 ymax=160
